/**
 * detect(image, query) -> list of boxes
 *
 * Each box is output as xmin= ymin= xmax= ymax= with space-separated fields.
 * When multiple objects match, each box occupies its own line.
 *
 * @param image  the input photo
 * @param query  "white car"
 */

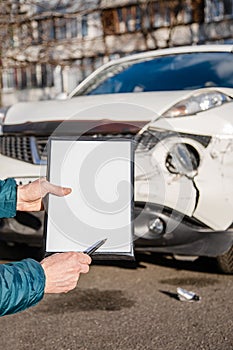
xmin=1 ymin=45 xmax=233 ymax=272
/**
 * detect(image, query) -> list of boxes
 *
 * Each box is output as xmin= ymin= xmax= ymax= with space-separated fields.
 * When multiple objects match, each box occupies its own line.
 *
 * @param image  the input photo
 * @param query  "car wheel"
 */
xmin=217 ymin=245 xmax=233 ymax=274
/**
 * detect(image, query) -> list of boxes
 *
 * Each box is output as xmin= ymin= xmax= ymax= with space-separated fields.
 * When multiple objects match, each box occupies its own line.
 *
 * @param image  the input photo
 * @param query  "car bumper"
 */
xmin=0 ymin=154 xmax=44 ymax=182
xmin=2 ymin=201 xmax=233 ymax=258
xmin=134 ymin=202 xmax=233 ymax=257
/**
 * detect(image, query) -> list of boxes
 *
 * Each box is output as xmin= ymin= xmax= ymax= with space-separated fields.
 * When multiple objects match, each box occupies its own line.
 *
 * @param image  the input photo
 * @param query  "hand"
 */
xmin=17 ymin=177 xmax=72 ymax=211
xmin=40 ymin=252 xmax=92 ymax=294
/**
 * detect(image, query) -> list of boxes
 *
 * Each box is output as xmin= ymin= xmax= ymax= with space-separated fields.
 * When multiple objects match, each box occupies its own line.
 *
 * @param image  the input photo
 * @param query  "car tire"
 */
xmin=217 ymin=245 xmax=233 ymax=274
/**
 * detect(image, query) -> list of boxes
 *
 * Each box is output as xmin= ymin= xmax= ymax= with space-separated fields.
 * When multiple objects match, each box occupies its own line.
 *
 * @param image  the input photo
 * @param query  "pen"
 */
xmin=83 ymin=238 xmax=107 ymax=256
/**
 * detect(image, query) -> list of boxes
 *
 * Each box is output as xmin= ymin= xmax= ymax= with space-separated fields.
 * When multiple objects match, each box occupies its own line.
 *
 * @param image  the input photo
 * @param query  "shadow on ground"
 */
xmin=93 ymin=252 xmax=222 ymax=275
xmin=38 ymin=288 xmax=135 ymax=315
xmin=135 ymin=252 xmax=221 ymax=274
xmin=0 ymin=240 xmax=223 ymax=275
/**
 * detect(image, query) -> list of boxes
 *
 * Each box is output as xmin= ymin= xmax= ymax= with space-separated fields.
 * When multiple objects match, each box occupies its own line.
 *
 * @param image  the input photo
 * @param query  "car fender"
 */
xmin=193 ymin=136 xmax=233 ymax=230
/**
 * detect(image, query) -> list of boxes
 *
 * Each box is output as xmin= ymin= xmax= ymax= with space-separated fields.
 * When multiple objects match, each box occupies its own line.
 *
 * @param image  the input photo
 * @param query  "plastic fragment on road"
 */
xmin=177 ymin=287 xmax=201 ymax=302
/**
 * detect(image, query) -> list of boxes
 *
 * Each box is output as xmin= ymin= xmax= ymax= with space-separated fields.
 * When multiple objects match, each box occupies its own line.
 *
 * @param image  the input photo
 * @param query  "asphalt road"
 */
xmin=1 ymin=254 xmax=233 ymax=350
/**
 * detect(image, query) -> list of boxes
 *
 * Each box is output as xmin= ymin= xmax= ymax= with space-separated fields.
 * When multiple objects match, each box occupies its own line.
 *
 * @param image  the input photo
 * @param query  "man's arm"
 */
xmin=0 ymin=259 xmax=45 ymax=316
xmin=0 ymin=253 xmax=91 ymax=316
xmin=0 ymin=177 xmax=91 ymax=316
xmin=0 ymin=178 xmax=17 ymax=218
xmin=0 ymin=177 xmax=71 ymax=217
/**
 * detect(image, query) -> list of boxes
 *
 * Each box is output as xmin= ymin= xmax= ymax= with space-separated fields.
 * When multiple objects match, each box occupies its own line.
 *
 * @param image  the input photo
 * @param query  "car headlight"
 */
xmin=165 ymin=143 xmax=200 ymax=175
xmin=135 ymin=128 xmax=209 ymax=177
xmin=162 ymin=90 xmax=232 ymax=118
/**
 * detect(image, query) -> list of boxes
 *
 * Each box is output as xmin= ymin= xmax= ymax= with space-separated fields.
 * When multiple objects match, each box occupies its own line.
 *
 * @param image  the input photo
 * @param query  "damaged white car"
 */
xmin=0 ymin=45 xmax=233 ymax=272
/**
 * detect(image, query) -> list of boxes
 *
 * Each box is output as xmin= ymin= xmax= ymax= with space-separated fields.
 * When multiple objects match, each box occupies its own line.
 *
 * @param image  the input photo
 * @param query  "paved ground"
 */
xmin=0 ymin=254 xmax=233 ymax=350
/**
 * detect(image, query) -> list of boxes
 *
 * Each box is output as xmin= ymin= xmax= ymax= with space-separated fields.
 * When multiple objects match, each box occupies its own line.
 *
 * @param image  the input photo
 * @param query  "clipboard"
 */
xmin=44 ymin=137 xmax=135 ymax=260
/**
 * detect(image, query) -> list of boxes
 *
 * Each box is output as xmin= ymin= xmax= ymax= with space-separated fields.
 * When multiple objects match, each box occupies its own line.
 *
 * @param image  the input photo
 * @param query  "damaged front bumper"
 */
xmin=134 ymin=202 xmax=233 ymax=257
xmin=134 ymin=119 xmax=233 ymax=256
xmin=135 ymin=125 xmax=233 ymax=232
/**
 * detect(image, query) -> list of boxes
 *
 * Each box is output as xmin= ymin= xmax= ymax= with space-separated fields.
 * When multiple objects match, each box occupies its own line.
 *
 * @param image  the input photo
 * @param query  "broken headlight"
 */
xmin=162 ymin=90 xmax=232 ymax=118
xmin=135 ymin=128 xmax=205 ymax=177
xmin=165 ymin=143 xmax=200 ymax=175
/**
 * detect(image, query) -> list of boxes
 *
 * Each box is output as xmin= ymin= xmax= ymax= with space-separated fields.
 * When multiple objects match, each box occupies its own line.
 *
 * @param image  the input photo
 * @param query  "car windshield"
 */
xmin=73 ymin=52 xmax=233 ymax=96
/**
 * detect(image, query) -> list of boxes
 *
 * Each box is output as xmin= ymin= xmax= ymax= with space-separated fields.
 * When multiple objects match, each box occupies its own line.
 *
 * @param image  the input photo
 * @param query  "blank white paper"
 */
xmin=45 ymin=139 xmax=134 ymax=256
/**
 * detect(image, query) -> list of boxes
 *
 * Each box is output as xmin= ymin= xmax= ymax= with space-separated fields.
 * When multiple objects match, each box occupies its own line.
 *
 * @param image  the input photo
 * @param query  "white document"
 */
xmin=45 ymin=138 xmax=134 ymax=258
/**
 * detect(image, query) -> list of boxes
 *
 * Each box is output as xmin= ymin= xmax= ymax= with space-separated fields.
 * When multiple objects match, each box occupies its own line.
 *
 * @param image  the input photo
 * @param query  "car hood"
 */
xmin=5 ymin=91 xmax=194 ymax=125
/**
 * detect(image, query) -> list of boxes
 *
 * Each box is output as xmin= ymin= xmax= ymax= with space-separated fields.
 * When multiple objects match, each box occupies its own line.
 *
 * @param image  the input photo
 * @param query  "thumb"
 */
xmin=41 ymin=179 xmax=72 ymax=197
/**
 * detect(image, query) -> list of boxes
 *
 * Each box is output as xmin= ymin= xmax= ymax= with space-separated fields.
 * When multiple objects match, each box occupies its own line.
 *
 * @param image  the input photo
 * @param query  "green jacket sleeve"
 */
xmin=0 ymin=178 xmax=17 ymax=218
xmin=0 ymin=259 xmax=45 ymax=316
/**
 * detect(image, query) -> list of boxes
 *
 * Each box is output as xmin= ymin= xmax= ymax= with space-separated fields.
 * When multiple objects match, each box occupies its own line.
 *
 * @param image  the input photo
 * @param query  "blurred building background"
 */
xmin=1 ymin=0 xmax=233 ymax=106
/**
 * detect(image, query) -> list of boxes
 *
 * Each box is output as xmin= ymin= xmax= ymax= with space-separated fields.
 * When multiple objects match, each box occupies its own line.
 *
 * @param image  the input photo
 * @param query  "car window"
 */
xmin=73 ymin=52 xmax=233 ymax=96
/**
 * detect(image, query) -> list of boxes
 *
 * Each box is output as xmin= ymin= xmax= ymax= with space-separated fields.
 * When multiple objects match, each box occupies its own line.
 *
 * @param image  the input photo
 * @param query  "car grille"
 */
xmin=0 ymin=136 xmax=48 ymax=164
xmin=36 ymin=137 xmax=48 ymax=162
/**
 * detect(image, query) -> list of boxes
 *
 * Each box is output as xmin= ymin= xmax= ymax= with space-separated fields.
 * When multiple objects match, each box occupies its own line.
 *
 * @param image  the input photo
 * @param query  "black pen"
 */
xmin=83 ymin=238 xmax=107 ymax=256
